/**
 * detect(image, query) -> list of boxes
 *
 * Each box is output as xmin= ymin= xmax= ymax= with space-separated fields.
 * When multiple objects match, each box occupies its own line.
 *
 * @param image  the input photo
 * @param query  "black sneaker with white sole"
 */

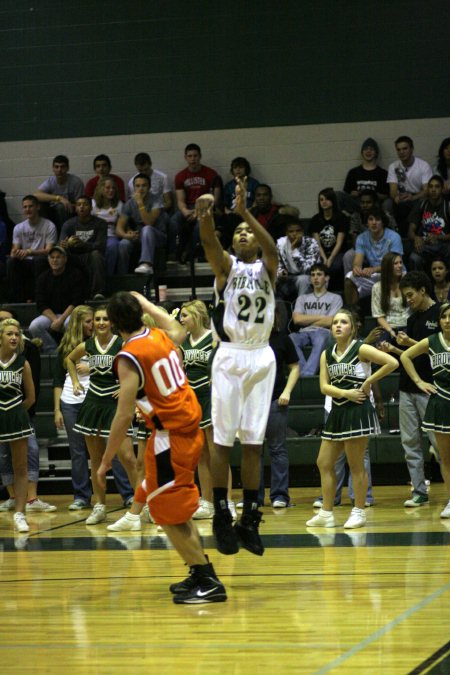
xmin=212 ymin=508 xmax=239 ymax=555
xmin=172 ymin=566 xmax=227 ymax=604
xmin=234 ymin=509 xmax=264 ymax=556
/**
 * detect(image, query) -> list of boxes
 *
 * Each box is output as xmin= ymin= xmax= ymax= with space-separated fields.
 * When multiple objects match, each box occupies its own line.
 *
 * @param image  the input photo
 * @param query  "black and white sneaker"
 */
xmin=170 ymin=566 xmax=199 ymax=595
xmin=212 ymin=508 xmax=239 ymax=555
xmin=234 ymin=509 xmax=264 ymax=556
xmin=173 ymin=575 xmax=227 ymax=604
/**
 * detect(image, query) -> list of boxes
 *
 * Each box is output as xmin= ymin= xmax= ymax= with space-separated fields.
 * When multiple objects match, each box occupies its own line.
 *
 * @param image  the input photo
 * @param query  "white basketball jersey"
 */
xmin=212 ymin=255 xmax=275 ymax=345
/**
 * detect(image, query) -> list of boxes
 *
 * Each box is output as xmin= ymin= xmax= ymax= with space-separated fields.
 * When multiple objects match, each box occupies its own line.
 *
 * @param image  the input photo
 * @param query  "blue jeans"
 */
xmin=289 ymin=329 xmax=330 ymax=376
xmin=0 ymin=431 xmax=40 ymax=486
xmin=259 ymin=400 xmax=289 ymax=505
xmin=61 ymin=400 xmax=92 ymax=503
xmin=29 ymin=314 xmax=71 ymax=355
xmin=61 ymin=400 xmax=134 ymax=503
xmin=334 ymin=446 xmax=373 ymax=504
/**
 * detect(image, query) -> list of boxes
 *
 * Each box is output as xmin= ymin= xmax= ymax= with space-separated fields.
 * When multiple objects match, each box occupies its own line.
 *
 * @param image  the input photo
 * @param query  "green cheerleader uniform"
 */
xmin=74 ymin=335 xmax=133 ymax=438
xmin=180 ymin=330 xmax=213 ymax=429
xmin=0 ymin=353 xmax=33 ymax=442
xmin=322 ymin=339 xmax=380 ymax=441
xmin=422 ymin=332 xmax=450 ymax=434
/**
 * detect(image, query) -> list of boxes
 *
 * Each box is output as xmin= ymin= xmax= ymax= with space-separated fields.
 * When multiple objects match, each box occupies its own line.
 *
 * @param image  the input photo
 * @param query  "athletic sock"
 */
xmin=213 ymin=488 xmax=228 ymax=513
xmin=243 ymin=489 xmax=260 ymax=514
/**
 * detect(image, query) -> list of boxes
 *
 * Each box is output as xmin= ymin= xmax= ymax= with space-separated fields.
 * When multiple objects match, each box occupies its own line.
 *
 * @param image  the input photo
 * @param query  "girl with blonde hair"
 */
xmin=0 ymin=319 xmax=35 ymax=532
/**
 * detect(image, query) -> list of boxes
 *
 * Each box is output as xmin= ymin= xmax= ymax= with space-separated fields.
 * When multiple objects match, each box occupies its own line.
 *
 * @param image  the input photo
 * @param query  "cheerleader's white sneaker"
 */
xmin=85 ymin=503 xmax=107 ymax=525
xmin=440 ymin=500 xmax=450 ymax=518
xmin=107 ymin=512 xmax=141 ymax=532
xmin=306 ymin=509 xmax=336 ymax=528
xmin=344 ymin=507 xmax=366 ymax=529
xmin=14 ymin=512 xmax=30 ymax=533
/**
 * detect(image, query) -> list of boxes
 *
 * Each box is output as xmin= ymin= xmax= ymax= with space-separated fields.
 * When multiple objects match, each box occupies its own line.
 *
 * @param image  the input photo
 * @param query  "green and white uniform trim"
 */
xmin=0 ymin=353 xmax=33 ymax=442
xmin=180 ymin=330 xmax=212 ymax=429
xmin=322 ymin=339 xmax=380 ymax=441
xmin=74 ymin=335 xmax=133 ymax=438
xmin=423 ymin=332 xmax=450 ymax=433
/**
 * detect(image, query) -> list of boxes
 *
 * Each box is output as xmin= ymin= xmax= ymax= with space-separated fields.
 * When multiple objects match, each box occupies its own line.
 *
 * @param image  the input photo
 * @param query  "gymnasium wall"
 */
xmin=1 ymin=1 xmax=448 ymax=221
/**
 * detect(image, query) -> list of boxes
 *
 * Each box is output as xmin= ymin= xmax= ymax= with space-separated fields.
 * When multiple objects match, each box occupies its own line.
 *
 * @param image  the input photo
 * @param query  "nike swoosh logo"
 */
xmin=196 ymin=586 xmax=220 ymax=597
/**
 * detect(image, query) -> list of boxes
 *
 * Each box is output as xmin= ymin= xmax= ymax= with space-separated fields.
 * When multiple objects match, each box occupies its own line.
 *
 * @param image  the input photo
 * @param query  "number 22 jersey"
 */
xmin=212 ymin=255 xmax=275 ymax=345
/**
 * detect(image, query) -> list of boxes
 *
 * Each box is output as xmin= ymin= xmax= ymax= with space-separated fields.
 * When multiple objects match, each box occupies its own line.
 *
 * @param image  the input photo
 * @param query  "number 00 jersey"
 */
xmin=115 ymin=327 xmax=201 ymax=434
xmin=212 ymin=255 xmax=275 ymax=345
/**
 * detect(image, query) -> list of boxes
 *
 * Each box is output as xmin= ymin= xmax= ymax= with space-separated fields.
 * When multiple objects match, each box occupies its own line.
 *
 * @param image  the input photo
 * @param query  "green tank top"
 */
xmin=325 ymin=339 xmax=365 ymax=406
xmin=180 ymin=331 xmax=213 ymax=393
xmin=428 ymin=332 xmax=450 ymax=401
xmin=0 ymin=353 xmax=26 ymax=412
xmin=85 ymin=335 xmax=122 ymax=397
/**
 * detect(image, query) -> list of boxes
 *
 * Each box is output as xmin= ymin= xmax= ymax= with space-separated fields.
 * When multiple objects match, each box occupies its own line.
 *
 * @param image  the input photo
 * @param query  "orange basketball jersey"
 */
xmin=116 ymin=327 xmax=201 ymax=433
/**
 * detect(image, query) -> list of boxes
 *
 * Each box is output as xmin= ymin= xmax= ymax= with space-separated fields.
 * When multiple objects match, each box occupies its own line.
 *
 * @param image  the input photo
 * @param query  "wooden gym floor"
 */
xmin=1 ymin=485 xmax=449 ymax=674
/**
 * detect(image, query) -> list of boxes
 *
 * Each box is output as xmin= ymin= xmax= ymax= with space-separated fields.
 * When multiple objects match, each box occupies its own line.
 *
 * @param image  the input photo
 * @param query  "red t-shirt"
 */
xmin=174 ymin=165 xmax=221 ymax=207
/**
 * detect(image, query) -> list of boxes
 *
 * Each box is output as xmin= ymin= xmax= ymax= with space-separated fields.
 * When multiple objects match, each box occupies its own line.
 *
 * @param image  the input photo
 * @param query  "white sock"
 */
xmin=126 ymin=512 xmax=140 ymax=520
xmin=319 ymin=508 xmax=333 ymax=517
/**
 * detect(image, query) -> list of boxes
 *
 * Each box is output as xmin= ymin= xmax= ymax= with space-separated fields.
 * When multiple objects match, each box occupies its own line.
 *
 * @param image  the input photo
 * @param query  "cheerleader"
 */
xmin=67 ymin=306 xmax=137 ymax=524
xmin=400 ymin=302 xmax=450 ymax=518
xmin=0 ymin=319 xmax=35 ymax=532
xmin=306 ymin=309 xmax=397 ymax=529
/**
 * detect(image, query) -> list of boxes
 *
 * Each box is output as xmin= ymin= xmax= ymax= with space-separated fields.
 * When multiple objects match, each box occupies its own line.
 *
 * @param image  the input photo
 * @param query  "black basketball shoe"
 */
xmin=173 ymin=565 xmax=227 ymax=604
xmin=212 ymin=508 xmax=239 ymax=555
xmin=234 ymin=509 xmax=264 ymax=556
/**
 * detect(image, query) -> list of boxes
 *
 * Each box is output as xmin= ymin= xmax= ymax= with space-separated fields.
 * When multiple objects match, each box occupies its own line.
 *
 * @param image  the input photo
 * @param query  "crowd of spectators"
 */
xmin=0 ymin=135 xmax=448 ymax=358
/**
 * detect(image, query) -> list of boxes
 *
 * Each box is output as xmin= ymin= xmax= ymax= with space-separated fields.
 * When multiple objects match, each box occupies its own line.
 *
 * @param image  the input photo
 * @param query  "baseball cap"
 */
xmin=48 ymin=245 xmax=67 ymax=256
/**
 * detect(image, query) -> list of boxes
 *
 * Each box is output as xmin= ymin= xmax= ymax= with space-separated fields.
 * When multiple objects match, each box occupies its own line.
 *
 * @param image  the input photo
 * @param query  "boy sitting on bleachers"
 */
xmin=289 ymin=263 xmax=343 ymax=376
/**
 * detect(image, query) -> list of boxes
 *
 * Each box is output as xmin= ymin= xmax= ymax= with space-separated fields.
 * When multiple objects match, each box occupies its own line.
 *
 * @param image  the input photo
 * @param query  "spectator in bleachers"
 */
xmin=407 ymin=175 xmax=450 ymax=271
xmin=127 ymin=152 xmax=173 ymax=211
xmin=276 ymin=217 xmax=321 ymax=301
xmin=171 ymin=143 xmax=222 ymax=262
xmin=224 ymin=157 xmax=259 ymax=213
xmin=371 ymin=252 xmax=409 ymax=342
xmin=387 ymin=136 xmax=433 ymax=236
xmin=343 ymin=138 xmax=389 ymax=205
xmin=7 ymin=195 xmax=57 ymax=302
xmin=310 ymin=187 xmax=349 ymax=289
xmin=29 ymin=245 xmax=86 ymax=354
xmin=268 ymin=204 xmax=301 ymax=242
xmin=220 ymin=157 xmax=259 ymax=249
xmin=84 ymin=154 xmax=126 ymax=203
xmin=0 ymin=188 xmax=15 ymax=256
xmin=430 ymin=257 xmax=450 ymax=303
xmin=91 ymin=177 xmax=126 ymax=276
xmin=344 ymin=207 xmax=403 ymax=307
xmin=60 ymin=196 xmax=107 ymax=299
xmin=34 ymin=155 xmax=84 ymax=232
xmin=344 ymin=190 xmax=397 ymax=275
xmin=249 ymin=184 xmax=280 ymax=231
xmin=290 ymin=263 xmax=343 ymax=376
xmin=435 ymin=137 xmax=450 ymax=194
xmin=116 ymin=173 xmax=165 ymax=275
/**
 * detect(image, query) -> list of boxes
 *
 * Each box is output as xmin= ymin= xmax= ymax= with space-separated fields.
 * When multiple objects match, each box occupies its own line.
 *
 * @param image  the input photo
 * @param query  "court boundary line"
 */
xmin=314 ymin=582 xmax=450 ymax=674
xmin=408 ymin=640 xmax=450 ymax=674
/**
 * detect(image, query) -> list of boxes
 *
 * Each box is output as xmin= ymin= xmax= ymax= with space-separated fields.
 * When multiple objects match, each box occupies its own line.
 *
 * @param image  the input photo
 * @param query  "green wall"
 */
xmin=2 ymin=0 xmax=449 ymax=142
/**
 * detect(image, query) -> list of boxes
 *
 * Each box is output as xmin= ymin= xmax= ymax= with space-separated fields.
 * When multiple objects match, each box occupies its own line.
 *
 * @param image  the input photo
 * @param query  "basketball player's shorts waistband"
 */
xmin=218 ymin=341 xmax=269 ymax=351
